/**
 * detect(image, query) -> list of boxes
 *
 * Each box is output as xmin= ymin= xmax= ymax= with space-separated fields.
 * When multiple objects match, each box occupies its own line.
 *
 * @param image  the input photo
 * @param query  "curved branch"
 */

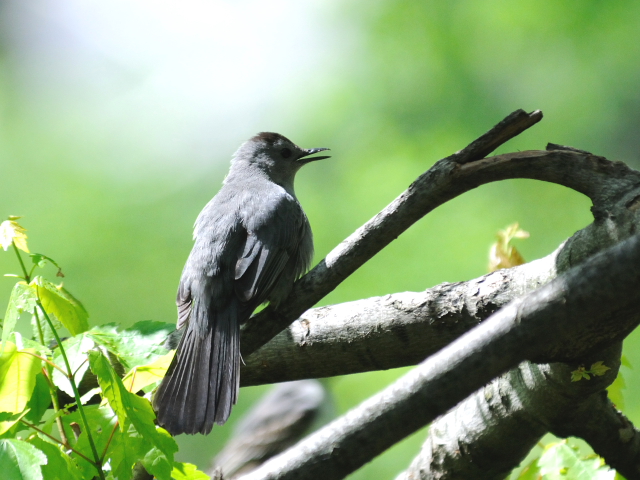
xmin=240 ymin=110 xmax=545 ymax=356
xmin=241 ymin=146 xmax=640 ymax=384
xmin=241 ymin=111 xmax=640 ymax=359
xmin=238 ymin=232 xmax=640 ymax=480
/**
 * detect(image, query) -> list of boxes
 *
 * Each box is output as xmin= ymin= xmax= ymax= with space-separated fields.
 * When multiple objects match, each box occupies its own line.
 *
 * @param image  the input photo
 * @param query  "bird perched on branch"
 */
xmin=153 ymin=132 xmax=330 ymax=435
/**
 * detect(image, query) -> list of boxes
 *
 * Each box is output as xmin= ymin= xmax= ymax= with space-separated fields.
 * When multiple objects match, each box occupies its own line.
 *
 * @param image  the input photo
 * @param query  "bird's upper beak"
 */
xmin=297 ymin=147 xmax=331 ymax=164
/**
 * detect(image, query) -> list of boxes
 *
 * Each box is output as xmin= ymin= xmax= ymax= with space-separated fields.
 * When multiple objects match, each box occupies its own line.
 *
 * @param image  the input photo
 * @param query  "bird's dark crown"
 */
xmin=251 ymin=132 xmax=293 ymax=145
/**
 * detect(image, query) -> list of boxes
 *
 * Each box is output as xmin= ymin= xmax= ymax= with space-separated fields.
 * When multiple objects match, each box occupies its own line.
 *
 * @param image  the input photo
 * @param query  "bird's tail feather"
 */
xmin=153 ymin=301 xmax=240 ymax=435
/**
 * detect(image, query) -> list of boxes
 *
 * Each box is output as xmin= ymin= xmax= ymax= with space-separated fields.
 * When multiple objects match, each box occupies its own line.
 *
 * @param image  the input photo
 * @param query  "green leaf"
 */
xmin=590 ymin=361 xmax=611 ymax=377
xmin=538 ymin=441 xmax=616 ymax=479
xmin=32 ymin=277 xmax=89 ymax=336
xmin=62 ymin=405 xmax=116 ymax=477
xmin=88 ymin=321 xmax=173 ymax=370
xmin=87 ymin=350 xmax=177 ymax=466
xmin=28 ymin=436 xmax=83 ymax=480
xmin=171 ymin=462 xmax=210 ymax=480
xmin=0 ymin=342 xmax=42 ymax=434
xmin=51 ymin=335 xmax=94 ymax=398
xmin=0 ymin=411 xmax=29 ymax=439
xmin=108 ymin=424 xmax=146 ymax=480
xmin=24 ymin=374 xmax=52 ymax=425
xmin=0 ymin=438 xmax=47 ymax=480
xmin=29 ymin=254 xmax=64 ymax=278
xmin=13 ymin=335 xmax=52 ymax=358
xmin=141 ymin=444 xmax=174 ymax=480
xmin=514 ymin=458 xmax=541 ymax=479
xmin=2 ymin=283 xmax=37 ymax=348
xmin=87 ymin=350 xmax=128 ymax=430
xmin=121 ymin=351 xmax=174 ymax=394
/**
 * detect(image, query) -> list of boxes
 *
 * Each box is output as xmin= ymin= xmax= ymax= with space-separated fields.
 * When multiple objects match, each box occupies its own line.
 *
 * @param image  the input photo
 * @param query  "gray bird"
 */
xmin=153 ymin=132 xmax=329 ymax=435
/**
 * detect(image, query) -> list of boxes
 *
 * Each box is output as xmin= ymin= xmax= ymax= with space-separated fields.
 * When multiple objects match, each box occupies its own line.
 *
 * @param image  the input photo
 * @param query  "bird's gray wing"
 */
xmin=234 ymin=194 xmax=306 ymax=308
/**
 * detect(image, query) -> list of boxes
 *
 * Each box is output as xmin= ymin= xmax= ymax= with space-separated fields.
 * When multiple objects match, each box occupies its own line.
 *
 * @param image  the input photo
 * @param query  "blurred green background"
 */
xmin=1 ymin=0 xmax=639 ymax=477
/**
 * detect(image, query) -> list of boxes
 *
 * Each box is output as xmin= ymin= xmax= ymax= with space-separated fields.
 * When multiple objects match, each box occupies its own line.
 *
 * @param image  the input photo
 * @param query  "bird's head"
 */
xmin=232 ymin=132 xmax=330 ymax=188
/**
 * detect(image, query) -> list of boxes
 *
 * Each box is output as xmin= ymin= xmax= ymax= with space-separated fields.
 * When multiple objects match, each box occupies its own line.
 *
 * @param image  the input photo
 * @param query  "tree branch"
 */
xmin=396 ymin=343 xmax=623 ymax=480
xmin=241 ymin=144 xmax=640 ymax=384
xmin=553 ymin=386 xmax=640 ymax=479
xmin=240 ymin=110 xmax=545 ymax=357
xmin=238 ymin=231 xmax=640 ymax=480
xmin=241 ymin=253 xmax=558 ymax=386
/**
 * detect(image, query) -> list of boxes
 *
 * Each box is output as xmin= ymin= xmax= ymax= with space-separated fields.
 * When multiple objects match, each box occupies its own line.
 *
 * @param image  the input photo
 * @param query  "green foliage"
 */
xmin=0 ymin=219 xmax=207 ymax=480
xmin=0 ymin=342 xmax=41 ymax=434
xmin=536 ymin=440 xmax=615 ymax=479
xmin=2 ymin=283 xmax=37 ymax=348
xmin=171 ymin=462 xmax=211 ymax=480
xmin=29 ymin=436 xmax=84 ymax=480
xmin=513 ymin=438 xmax=624 ymax=480
xmin=88 ymin=321 xmax=175 ymax=370
xmin=571 ymin=361 xmax=612 ymax=382
xmin=32 ymin=277 xmax=89 ymax=336
xmin=0 ymin=438 xmax=47 ymax=480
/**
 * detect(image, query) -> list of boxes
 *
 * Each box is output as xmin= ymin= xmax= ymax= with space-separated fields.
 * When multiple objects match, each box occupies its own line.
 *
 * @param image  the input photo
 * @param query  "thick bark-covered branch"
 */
xmin=241 ymin=254 xmax=557 ymax=386
xmin=396 ymin=344 xmax=623 ymax=480
xmin=554 ymin=389 xmax=640 ymax=479
xmin=239 ymin=232 xmax=640 ymax=480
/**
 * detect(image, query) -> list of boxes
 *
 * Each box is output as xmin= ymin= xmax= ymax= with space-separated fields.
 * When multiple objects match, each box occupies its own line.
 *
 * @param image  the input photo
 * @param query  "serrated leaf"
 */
xmin=29 ymin=436 xmax=83 ymax=480
xmin=590 ymin=361 xmax=611 ymax=377
xmin=539 ymin=441 xmax=616 ymax=479
xmin=88 ymin=321 xmax=173 ymax=370
xmin=87 ymin=350 xmax=177 ymax=466
xmin=88 ymin=350 xmax=128 ymax=431
xmin=0 ymin=438 xmax=47 ymax=480
xmin=108 ymin=424 xmax=146 ymax=480
xmin=51 ymin=335 xmax=94 ymax=398
xmin=62 ymin=405 xmax=116 ymax=477
xmin=2 ymin=283 xmax=38 ymax=348
xmin=171 ymin=462 xmax=210 ymax=480
xmin=0 ymin=219 xmax=30 ymax=253
xmin=141 ymin=444 xmax=174 ymax=480
xmin=121 ymin=351 xmax=175 ymax=394
xmin=32 ymin=277 xmax=88 ymax=336
xmin=0 ymin=342 xmax=42 ymax=434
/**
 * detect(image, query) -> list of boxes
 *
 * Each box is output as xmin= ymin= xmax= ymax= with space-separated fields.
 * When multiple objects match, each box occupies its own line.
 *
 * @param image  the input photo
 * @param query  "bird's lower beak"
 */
xmin=298 ymin=147 xmax=331 ymax=164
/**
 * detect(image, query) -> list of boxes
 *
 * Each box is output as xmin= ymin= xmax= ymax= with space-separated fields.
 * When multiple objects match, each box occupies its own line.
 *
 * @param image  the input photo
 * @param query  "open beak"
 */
xmin=297 ymin=147 xmax=331 ymax=164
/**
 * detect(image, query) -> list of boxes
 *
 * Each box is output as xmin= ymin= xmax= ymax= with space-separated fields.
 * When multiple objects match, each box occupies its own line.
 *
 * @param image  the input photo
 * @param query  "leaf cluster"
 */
xmin=0 ymin=218 xmax=205 ymax=480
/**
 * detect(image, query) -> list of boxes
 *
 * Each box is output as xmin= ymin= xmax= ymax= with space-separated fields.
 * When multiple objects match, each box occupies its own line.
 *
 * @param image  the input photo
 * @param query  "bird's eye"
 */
xmin=280 ymin=148 xmax=292 ymax=158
